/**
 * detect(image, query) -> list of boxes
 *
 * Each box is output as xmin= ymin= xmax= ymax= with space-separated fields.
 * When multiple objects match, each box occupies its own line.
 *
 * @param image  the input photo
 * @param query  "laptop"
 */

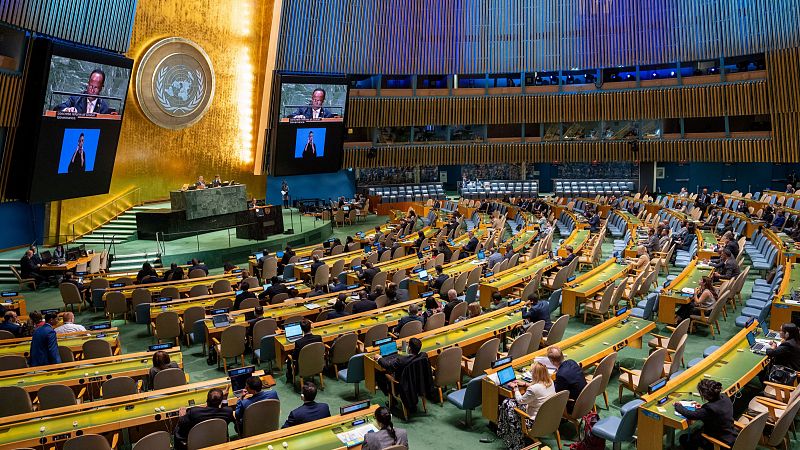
xmin=364 ymin=245 xmax=372 ymax=253
xmin=379 ymin=341 xmax=398 ymax=357
xmin=212 ymin=314 xmax=230 ymax=328
xmin=253 ymin=252 xmax=263 ymax=261
xmin=343 ymin=206 xmax=350 ymax=212
xmin=244 ymin=311 xmax=257 ymax=321
xmin=477 ymin=250 xmax=486 ymax=260
xmin=276 ymin=251 xmax=284 ymax=259
xmin=418 ymin=270 xmax=429 ymax=281
xmin=228 ymin=366 xmax=256 ymax=396
xmin=496 ymin=366 xmax=517 ymax=387
xmin=284 ymin=322 xmax=303 ymax=342
xmin=747 ymin=331 xmax=769 ymax=354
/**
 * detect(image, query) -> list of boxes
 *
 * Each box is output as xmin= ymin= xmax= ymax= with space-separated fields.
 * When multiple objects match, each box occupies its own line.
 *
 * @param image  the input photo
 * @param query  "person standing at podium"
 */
xmin=195 ymin=176 xmax=206 ymax=189
xmin=212 ymin=174 xmax=223 ymax=187
xmin=281 ymin=180 xmax=290 ymax=208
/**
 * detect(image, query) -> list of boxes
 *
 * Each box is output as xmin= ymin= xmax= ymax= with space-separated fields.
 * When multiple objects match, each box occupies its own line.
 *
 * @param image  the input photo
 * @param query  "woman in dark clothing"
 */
xmin=149 ymin=350 xmax=179 ymax=388
xmin=674 ymin=379 xmax=736 ymax=450
xmin=761 ymin=323 xmax=800 ymax=382
xmin=136 ymin=262 xmax=158 ymax=284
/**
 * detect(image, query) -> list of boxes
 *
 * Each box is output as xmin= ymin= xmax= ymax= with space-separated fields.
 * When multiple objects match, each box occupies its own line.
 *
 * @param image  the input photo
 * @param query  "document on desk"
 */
xmin=336 ymin=423 xmax=379 ymax=446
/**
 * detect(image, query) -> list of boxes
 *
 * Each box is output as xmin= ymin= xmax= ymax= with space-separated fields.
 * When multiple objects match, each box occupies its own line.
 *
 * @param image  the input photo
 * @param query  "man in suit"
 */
xmin=556 ymin=246 xmax=576 ymax=267
xmin=301 ymin=131 xmax=317 ymax=159
xmin=375 ymin=337 xmax=427 ymax=395
xmin=233 ymin=281 xmax=257 ymax=310
xmin=523 ymin=293 xmax=552 ymax=331
xmin=289 ymin=319 xmax=322 ymax=376
xmin=0 ymin=311 xmax=22 ymax=337
xmin=309 ymin=255 xmax=325 ymax=278
xmin=351 ymin=291 xmax=378 ymax=314
xmin=587 ymin=212 xmax=601 ymax=232
xmin=429 ymin=265 xmax=448 ymax=292
xmin=29 ymin=312 xmax=61 ymax=366
xmin=442 ymin=289 xmax=463 ymax=324
xmin=174 ymin=388 xmax=233 ymax=450
xmin=711 ymin=249 xmax=741 ymax=281
xmin=460 ymin=231 xmax=479 ymax=258
xmin=283 ymin=382 xmax=331 ymax=428
xmin=289 ymin=88 xmax=337 ymax=119
xmin=695 ymin=188 xmax=711 ymax=218
xmin=436 ymin=240 xmax=453 ymax=262
xmin=359 ymin=262 xmax=381 ymax=285
xmin=234 ymin=376 xmax=279 ymax=432
xmin=212 ymin=175 xmax=223 ymax=187
xmin=19 ymin=249 xmax=45 ymax=284
xmin=487 ymin=249 xmax=504 ymax=269
xmin=395 ymin=304 xmax=424 ymax=334
xmin=194 ymin=176 xmax=206 ymax=189
xmin=56 ymin=69 xmax=116 ymax=115
xmin=259 ymin=277 xmax=289 ymax=302
xmin=278 ymin=245 xmax=295 ymax=272
xmin=548 ymin=346 xmax=587 ymax=412
xmin=189 ymin=258 xmax=209 ymax=275
xmin=644 ymin=227 xmax=660 ymax=255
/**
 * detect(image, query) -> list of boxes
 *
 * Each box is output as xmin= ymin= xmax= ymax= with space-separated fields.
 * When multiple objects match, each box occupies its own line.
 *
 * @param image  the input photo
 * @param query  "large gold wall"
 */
xmin=55 ymin=0 xmax=273 ymax=237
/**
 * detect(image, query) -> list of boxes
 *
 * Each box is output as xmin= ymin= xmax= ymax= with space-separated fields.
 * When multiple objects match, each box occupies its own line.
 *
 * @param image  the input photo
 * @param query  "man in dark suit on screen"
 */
xmin=289 ymin=88 xmax=337 ymax=119
xmin=56 ymin=69 xmax=116 ymax=115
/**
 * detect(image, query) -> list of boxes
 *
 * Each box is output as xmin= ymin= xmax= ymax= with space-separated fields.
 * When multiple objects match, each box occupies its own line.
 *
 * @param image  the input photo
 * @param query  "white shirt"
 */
xmin=312 ymin=108 xmax=320 ymax=119
xmin=55 ymin=322 xmax=86 ymax=334
xmin=86 ymin=98 xmax=97 ymax=114
xmin=515 ymin=382 xmax=556 ymax=419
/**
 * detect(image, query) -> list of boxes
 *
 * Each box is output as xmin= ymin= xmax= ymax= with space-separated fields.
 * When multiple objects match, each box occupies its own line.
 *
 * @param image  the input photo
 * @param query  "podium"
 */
xmin=169 ymin=185 xmax=247 ymax=220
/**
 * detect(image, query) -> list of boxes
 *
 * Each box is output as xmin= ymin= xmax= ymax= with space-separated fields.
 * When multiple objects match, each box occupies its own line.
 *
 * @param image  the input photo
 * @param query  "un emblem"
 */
xmin=135 ymin=37 xmax=215 ymax=129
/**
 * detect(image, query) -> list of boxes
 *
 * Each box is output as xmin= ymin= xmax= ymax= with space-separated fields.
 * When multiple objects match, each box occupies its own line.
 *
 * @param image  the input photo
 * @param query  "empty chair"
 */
xmin=433 ymin=346 xmax=463 ymax=404
xmin=153 ymin=367 xmax=187 ymax=390
xmin=338 ymin=353 xmax=366 ymax=399
xmin=131 ymin=288 xmax=153 ymax=321
xmin=102 ymin=376 xmax=138 ymax=399
xmin=0 ymin=386 xmax=32 ymax=417
xmin=618 ymin=347 xmax=667 ymax=403
xmin=397 ymin=320 xmax=423 ymax=338
xmin=154 ymin=311 xmax=181 ymax=345
xmin=462 ymin=337 xmax=499 ymax=378
xmin=662 ymin=335 xmax=688 ymax=378
xmin=187 ymin=418 xmax=228 ymax=450
xmin=58 ymin=345 xmax=75 ymax=362
xmin=0 ymin=355 xmax=27 ymax=370
xmin=239 ymin=297 xmax=260 ymax=310
xmin=38 ymin=384 xmax=78 ymax=409
xmin=295 ymin=341 xmax=326 ymax=389
xmin=586 ymin=352 xmax=617 ymax=409
xmin=423 ymin=312 xmax=445 ymax=331
xmin=563 ymin=374 xmax=604 ymax=433
xmin=82 ymin=339 xmax=113 ymax=359
xmin=524 ymin=320 xmax=546 ymax=353
xmin=446 ymin=374 xmax=484 ymax=427
xmin=60 ymin=282 xmax=84 ymax=312
xmin=104 ymin=290 xmax=128 ymax=321
xmin=183 ymin=306 xmax=206 ymax=346
xmin=211 ymin=279 xmax=232 ymax=294
xmin=188 ymin=268 xmax=207 ymax=279
xmin=0 ymin=330 xmax=15 ymax=341
xmin=361 ymin=324 xmax=389 ymax=351
xmin=591 ymin=399 xmax=645 ymax=450
xmin=242 ymin=398 xmax=280 ymax=437
xmin=516 ymin=390 xmax=570 ymax=450
xmin=160 ymin=286 xmax=180 ymax=299
xmin=131 ymin=431 xmax=171 ymax=450
xmin=542 ymin=314 xmax=569 ymax=347
xmin=270 ymin=292 xmax=289 ymax=305
xmin=189 ymin=284 xmax=209 ymax=297
xmin=214 ymin=325 xmax=247 ymax=372
xmin=328 ymin=333 xmax=358 ymax=375
xmin=63 ymin=434 xmax=112 ymax=450
xmin=501 ymin=332 xmax=532 ymax=361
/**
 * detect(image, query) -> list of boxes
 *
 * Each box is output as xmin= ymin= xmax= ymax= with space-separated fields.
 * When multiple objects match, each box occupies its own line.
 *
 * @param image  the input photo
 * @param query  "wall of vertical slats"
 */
xmin=277 ymin=0 xmax=800 ymax=74
xmin=0 ymin=0 xmax=137 ymax=53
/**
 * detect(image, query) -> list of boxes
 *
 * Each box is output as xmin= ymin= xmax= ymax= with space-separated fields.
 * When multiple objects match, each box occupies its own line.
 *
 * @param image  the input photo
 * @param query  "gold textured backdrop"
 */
xmin=55 ymin=0 xmax=273 ymax=238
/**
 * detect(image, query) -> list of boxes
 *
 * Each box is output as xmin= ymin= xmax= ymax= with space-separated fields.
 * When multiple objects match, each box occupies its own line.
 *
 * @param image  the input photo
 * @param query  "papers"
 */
xmin=675 ymin=401 xmax=697 ymax=418
xmin=680 ymin=288 xmax=695 ymax=295
xmin=304 ymin=303 xmax=320 ymax=310
xmin=335 ymin=424 xmax=379 ymax=446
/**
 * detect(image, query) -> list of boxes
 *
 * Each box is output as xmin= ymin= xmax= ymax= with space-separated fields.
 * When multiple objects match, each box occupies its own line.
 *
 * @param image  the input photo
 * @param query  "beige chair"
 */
xmin=374 ymin=294 xmax=389 ymax=308
xmin=453 ymin=271 xmax=469 ymax=294
xmin=187 ymin=418 xmax=228 ymax=450
xmin=330 ymin=259 xmax=346 ymax=281
xmin=586 ymin=352 xmax=617 ymax=409
xmin=89 ymin=277 xmax=110 ymax=291
xmin=214 ymin=325 xmax=247 ymax=372
xmin=242 ymin=277 xmax=259 ymax=290
xmin=690 ymin=294 xmax=727 ymax=338
xmin=461 ymin=337 xmax=499 ymax=378
xmin=10 ymin=265 xmax=36 ymax=291
xmin=649 ymin=318 xmax=690 ymax=353
xmin=242 ymin=398 xmax=281 ymax=437
xmin=423 ymin=312 xmax=445 ymax=331
xmin=439 ymin=277 xmax=455 ymax=297
xmin=189 ymin=284 xmax=209 ymax=298
xmin=154 ymin=311 xmax=181 ymax=345
xmin=334 ymin=209 xmax=346 ymax=227
xmin=188 ymin=269 xmax=206 ymax=279
xmin=82 ymin=339 xmax=113 ymax=359
xmin=542 ymin=314 xmax=569 ymax=347
xmin=239 ymin=297 xmax=260 ymax=310
xmin=252 ymin=318 xmax=278 ymax=350
xmin=0 ymin=355 xmax=27 ymax=370
xmin=270 ymin=292 xmax=289 ymax=305
xmin=371 ymin=271 xmax=388 ymax=293
xmin=662 ymin=335 xmax=688 ymax=378
xmin=330 ymin=245 xmax=345 ymax=256
xmin=516 ymin=390 xmax=570 ymax=450
xmin=327 ymin=333 xmax=358 ymax=375
xmin=262 ymin=257 xmax=279 ymax=280
xmin=295 ymin=341 xmax=326 ymax=389
xmin=360 ymin=324 xmax=389 ymax=351
xmin=703 ymin=411 xmax=768 ymax=450
xmin=741 ymin=398 xmax=800 ymax=450
xmin=102 ymin=376 xmax=138 ymax=399
xmin=116 ymin=277 xmax=135 ymax=286
xmin=379 ymin=250 xmax=392 ymax=263
xmin=211 ymin=279 xmax=232 ymax=294
xmin=58 ymin=345 xmax=75 ymax=362
xmin=63 ymin=434 xmax=112 ymax=450
xmin=104 ymin=290 xmax=128 ymax=321
xmin=397 ymin=320 xmax=423 ymax=338
xmin=564 ymin=374 xmax=604 ymax=433
xmin=88 ymin=254 xmax=101 ymax=274
xmin=183 ymin=306 xmax=206 ymax=346
xmin=214 ymin=297 xmax=234 ymax=309
xmin=618 ymin=347 xmax=667 ymax=403
xmin=131 ymin=431 xmax=171 ymax=450
xmin=153 ymin=367 xmax=187 ymax=390
xmin=0 ymin=330 xmax=14 ymax=341
xmin=433 ymin=346 xmax=462 ymax=404
xmin=448 ymin=301 xmax=468 ymax=324
xmin=524 ymin=320 xmax=546 ymax=353
xmin=38 ymin=384 xmax=78 ymax=409
xmin=0 ymin=386 xmax=32 ymax=417
xmin=160 ymin=286 xmax=181 ymax=299
xmin=500 ymin=332 xmax=532 ymax=360
xmin=131 ymin=288 xmax=152 ymax=321
xmin=313 ymin=264 xmax=330 ymax=287
xmin=283 ymin=315 xmax=305 ymax=326
xmin=583 ymin=282 xmax=614 ymax=323
xmin=61 ymin=282 xmax=84 ymax=312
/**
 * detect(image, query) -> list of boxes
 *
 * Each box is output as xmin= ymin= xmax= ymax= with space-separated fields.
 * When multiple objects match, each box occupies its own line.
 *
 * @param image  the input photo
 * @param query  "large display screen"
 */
xmin=7 ymin=38 xmax=132 ymax=202
xmin=270 ymin=75 xmax=348 ymax=176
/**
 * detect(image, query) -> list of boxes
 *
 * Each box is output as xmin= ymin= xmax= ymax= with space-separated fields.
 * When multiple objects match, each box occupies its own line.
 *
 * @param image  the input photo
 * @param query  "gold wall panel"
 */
xmin=56 ymin=0 xmax=274 ymax=236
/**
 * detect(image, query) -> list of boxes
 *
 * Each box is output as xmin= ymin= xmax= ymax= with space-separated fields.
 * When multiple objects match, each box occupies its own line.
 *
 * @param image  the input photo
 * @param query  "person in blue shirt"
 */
xmin=522 ymin=293 xmax=552 ymax=331
xmin=587 ymin=212 xmax=601 ymax=232
xmin=0 ymin=311 xmax=22 ymax=337
xmin=29 ymin=312 xmax=61 ymax=366
xmin=283 ymin=381 xmax=331 ymax=428
xmin=234 ymin=375 xmax=278 ymax=433
xmin=772 ymin=211 xmax=786 ymax=229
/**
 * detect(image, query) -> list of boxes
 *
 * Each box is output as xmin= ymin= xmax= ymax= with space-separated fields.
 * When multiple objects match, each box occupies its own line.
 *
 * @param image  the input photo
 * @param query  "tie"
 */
xmin=87 ymin=101 xmax=94 ymax=114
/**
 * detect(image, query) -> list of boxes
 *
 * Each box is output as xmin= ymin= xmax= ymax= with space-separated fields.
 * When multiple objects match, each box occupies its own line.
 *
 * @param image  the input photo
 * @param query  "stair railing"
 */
xmin=66 ymin=187 xmax=142 ymax=243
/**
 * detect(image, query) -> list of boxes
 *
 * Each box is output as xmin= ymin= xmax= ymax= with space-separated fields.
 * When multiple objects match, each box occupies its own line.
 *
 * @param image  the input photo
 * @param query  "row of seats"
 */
xmin=367 ymin=183 xmax=445 ymax=203
xmin=745 ymin=230 xmax=779 ymax=271
xmin=555 ymin=211 xmax=577 ymax=236
xmin=656 ymin=210 xmax=696 ymax=268
xmin=459 ymin=180 xmax=539 ymax=199
xmin=736 ymin=265 xmax=784 ymax=329
xmin=714 ymin=210 xmax=748 ymax=236
xmin=553 ymin=179 xmax=635 ymax=197
xmin=750 ymin=191 xmax=798 ymax=208
xmin=607 ymin=211 xmax=631 ymax=238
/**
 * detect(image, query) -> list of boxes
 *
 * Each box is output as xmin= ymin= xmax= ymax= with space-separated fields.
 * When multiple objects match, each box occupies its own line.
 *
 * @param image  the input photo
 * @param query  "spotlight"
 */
xmin=708 ymin=67 xmax=717 ymax=74
xmin=626 ymin=74 xmax=633 ymax=80
xmin=651 ymin=72 xmax=658 ymax=79
xmin=566 ymin=75 xmax=574 ymax=84
xmin=610 ymin=74 xmax=619 ymax=81
xmin=670 ymin=71 xmax=676 ymax=77
xmin=550 ymin=75 xmax=558 ymax=83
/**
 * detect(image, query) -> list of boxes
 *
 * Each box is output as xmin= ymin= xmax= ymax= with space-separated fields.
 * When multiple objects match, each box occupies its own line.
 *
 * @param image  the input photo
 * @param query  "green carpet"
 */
xmin=3 ymin=222 xmax=798 ymax=450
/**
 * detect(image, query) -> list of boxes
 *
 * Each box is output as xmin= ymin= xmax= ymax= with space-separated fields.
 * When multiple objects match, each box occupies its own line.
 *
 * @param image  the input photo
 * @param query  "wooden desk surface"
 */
xmin=478 ymin=254 xmax=558 ymax=307
xmin=770 ymin=262 xmax=800 ymax=328
xmin=0 ymin=328 xmax=120 ymax=358
xmin=561 ymin=259 xmax=630 ymax=316
xmin=39 ymin=254 xmax=94 ymax=272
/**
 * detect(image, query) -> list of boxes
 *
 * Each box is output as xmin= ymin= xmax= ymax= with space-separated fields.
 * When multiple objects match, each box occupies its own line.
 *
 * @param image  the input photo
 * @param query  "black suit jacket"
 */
xmin=554 ymin=360 xmax=587 ymax=405
xmin=234 ymin=291 xmax=257 ymax=310
xmin=282 ymin=401 xmax=331 ymax=428
xmin=310 ymin=261 xmax=325 ymax=277
xmin=443 ymin=299 xmax=463 ymax=323
xmin=557 ymin=253 xmax=576 ymax=267
xmin=289 ymin=106 xmax=336 ymax=119
xmin=431 ymin=274 xmax=449 ymax=291
xmin=675 ymin=396 xmax=736 ymax=446
xmin=57 ymin=95 xmax=114 ymax=114
xmin=463 ymin=237 xmax=479 ymax=253
xmin=259 ymin=283 xmax=289 ymax=301
xmin=302 ymin=142 xmax=317 ymax=158
xmin=361 ymin=268 xmax=380 ymax=285
xmin=174 ymin=406 xmax=234 ymax=446
xmin=291 ymin=333 xmax=323 ymax=363
xmin=352 ymin=299 xmax=378 ymax=314
xmin=19 ymin=255 xmax=38 ymax=278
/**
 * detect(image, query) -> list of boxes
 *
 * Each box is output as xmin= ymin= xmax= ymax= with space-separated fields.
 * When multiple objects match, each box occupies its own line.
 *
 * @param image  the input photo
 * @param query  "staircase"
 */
xmin=107 ymin=252 xmax=163 ymax=272
xmin=74 ymin=204 xmax=166 ymax=246
xmin=0 ymin=258 xmax=19 ymax=284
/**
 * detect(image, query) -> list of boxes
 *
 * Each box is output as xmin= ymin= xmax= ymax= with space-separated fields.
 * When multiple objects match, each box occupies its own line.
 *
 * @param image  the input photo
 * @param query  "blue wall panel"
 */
xmin=656 ymin=163 xmax=800 ymax=194
xmin=265 ymin=170 xmax=356 ymax=207
xmin=0 ymin=202 xmax=45 ymax=250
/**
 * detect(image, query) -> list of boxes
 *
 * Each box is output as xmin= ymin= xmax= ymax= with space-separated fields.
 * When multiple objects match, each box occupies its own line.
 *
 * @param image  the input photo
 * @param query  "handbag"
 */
xmin=768 ymin=364 xmax=797 ymax=386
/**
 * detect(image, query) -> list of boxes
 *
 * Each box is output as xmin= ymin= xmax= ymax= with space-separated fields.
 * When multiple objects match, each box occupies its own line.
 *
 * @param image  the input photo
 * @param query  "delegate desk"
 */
xmin=170 ymin=184 xmax=247 ymax=220
xmin=344 ymin=253 xmax=424 ymax=286
xmin=364 ymin=303 xmax=525 ymax=393
xmin=697 ymin=230 xmax=719 ymax=260
xmin=147 ymin=288 xmax=260 ymax=324
xmin=0 ymin=349 xmax=183 ymax=396
xmin=636 ymin=321 xmax=767 ymax=450
xmin=397 ymin=226 xmax=439 ymax=248
xmin=0 ymin=292 xmax=27 ymax=317
xmin=558 ymin=228 xmax=591 ymax=257
xmin=770 ymin=262 xmax=800 ymax=329
xmin=293 ymin=249 xmax=364 ymax=279
xmin=106 ymin=273 xmax=242 ymax=300
xmin=39 ymin=254 xmax=94 ymax=273
xmin=503 ymin=227 xmax=539 ymax=254
xmin=657 ymin=260 xmax=713 ymax=325
xmin=478 ymin=254 xmax=558 ymax=308
xmin=273 ymin=298 xmax=424 ymax=369
xmin=0 ymin=377 xmax=275 ymax=450
xmin=205 ymin=405 xmax=380 ymax=450
xmin=407 ymin=255 xmax=484 ymax=299
xmin=482 ymin=310 xmax=654 ymax=423
xmin=560 ymin=259 xmax=631 ymax=316
xmin=0 ymin=328 xmax=120 ymax=358
xmin=446 ymin=228 xmax=487 ymax=251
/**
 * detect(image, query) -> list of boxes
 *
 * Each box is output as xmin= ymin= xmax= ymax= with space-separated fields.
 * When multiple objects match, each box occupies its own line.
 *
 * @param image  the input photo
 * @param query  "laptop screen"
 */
xmin=253 ymin=252 xmax=263 ymax=261
xmin=418 ymin=270 xmax=429 ymax=280
xmin=380 ymin=341 xmax=398 ymax=357
xmin=497 ymin=366 xmax=516 ymax=386
xmin=477 ymin=250 xmax=486 ymax=260
xmin=340 ymin=400 xmax=370 ymax=416
xmin=276 ymin=251 xmax=284 ymax=258
xmin=212 ymin=314 xmax=229 ymax=328
xmin=285 ymin=322 xmax=303 ymax=340
xmin=747 ymin=331 xmax=756 ymax=347
xmin=229 ymin=366 xmax=256 ymax=392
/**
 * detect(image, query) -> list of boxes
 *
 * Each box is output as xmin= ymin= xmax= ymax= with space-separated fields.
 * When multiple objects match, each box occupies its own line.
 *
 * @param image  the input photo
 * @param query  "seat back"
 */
xmin=239 ymin=297 xmax=260 ymax=310
xmin=58 ymin=345 xmax=75 ymax=362
xmin=0 ymin=355 xmax=27 ymax=370
xmin=363 ymin=324 xmax=389 ymax=347
xmin=252 ymin=318 xmax=278 ymax=344
xmin=342 ymin=353 xmax=366 ymax=383
xmin=243 ymin=398 xmax=280 ymax=437
xmin=104 ymin=291 xmax=128 ymax=314
xmin=424 ymin=312 xmax=445 ymax=331
xmin=153 ymin=367 xmax=187 ymax=390
xmin=188 ymin=269 xmax=206 ymax=278
xmin=544 ymin=314 xmax=569 ymax=346
xmin=461 ymin=374 xmax=486 ymax=409
xmin=131 ymin=431 xmax=171 ymax=450
xmin=189 ymin=284 xmax=209 ymax=297
xmin=63 ymin=434 xmax=112 ymax=450
xmin=182 ymin=306 xmax=206 ymax=334
xmin=669 ymin=318 xmax=691 ymax=349
xmin=39 ymin=384 xmax=77 ymax=409
xmin=398 ymin=320 xmax=423 ymax=338
xmin=211 ymin=279 xmax=232 ymax=294
xmin=160 ymin=287 xmax=180 ymax=299
xmin=262 ymin=257 xmax=278 ymax=280
xmin=371 ymin=271 xmax=388 ymax=292
xmin=593 ymin=352 xmax=617 ymax=396
xmin=434 ymin=346 xmax=463 ymax=388
xmin=470 ymin=337 xmax=500 ymax=375
xmin=547 ymin=289 xmax=562 ymax=314
xmin=220 ymin=325 xmax=247 ymax=359
xmin=270 ymin=292 xmax=289 ymax=305
xmin=569 ymin=374 xmax=604 ymax=419
xmin=102 ymin=376 xmax=138 ymax=399
xmin=298 ymin=341 xmax=326 ymax=378
xmin=527 ymin=390 xmax=570 ymax=437
xmin=0 ymin=386 xmax=32 ymax=417
xmin=667 ymin=335 xmax=688 ymax=377
xmin=525 ymin=320 xmax=546 ymax=353
xmin=507 ymin=333 xmax=532 ymax=360
xmin=330 ymin=333 xmax=358 ymax=366
xmin=765 ymin=397 xmax=800 ymax=447
xmin=187 ymin=418 xmax=228 ymax=450
xmin=155 ymin=311 xmax=181 ymax=341
xmin=60 ymin=282 xmax=82 ymax=306
xmin=616 ymin=399 xmax=646 ymax=442
xmin=454 ymin=271 xmax=469 ymax=294
xmin=638 ymin=348 xmax=668 ymax=390
xmin=313 ymin=264 xmax=330 ymax=287
xmin=82 ymin=339 xmax=113 ymax=359
xmin=131 ymin=288 xmax=153 ymax=310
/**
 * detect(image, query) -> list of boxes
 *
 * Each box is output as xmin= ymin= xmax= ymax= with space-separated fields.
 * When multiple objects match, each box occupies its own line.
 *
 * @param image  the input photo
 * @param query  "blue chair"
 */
xmin=337 ymin=353 xmax=365 ymax=399
xmin=688 ymin=345 xmax=720 ymax=368
xmin=460 ymin=283 xmax=479 ymax=303
xmin=591 ymin=399 xmax=644 ymax=450
xmin=135 ymin=302 xmax=151 ymax=325
xmin=281 ymin=264 xmax=294 ymax=280
xmin=190 ymin=319 xmax=206 ymax=355
xmin=548 ymin=289 xmax=562 ymax=314
xmin=632 ymin=293 xmax=658 ymax=320
xmin=446 ymin=374 xmax=484 ymax=427
xmin=254 ymin=334 xmax=277 ymax=372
